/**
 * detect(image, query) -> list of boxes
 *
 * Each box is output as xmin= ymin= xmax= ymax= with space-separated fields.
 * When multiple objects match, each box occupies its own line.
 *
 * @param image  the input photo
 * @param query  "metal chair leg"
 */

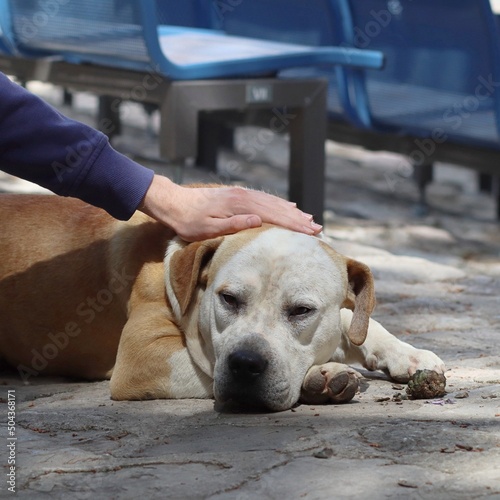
xmin=412 ymin=161 xmax=434 ymax=216
xmin=98 ymin=95 xmax=122 ymax=139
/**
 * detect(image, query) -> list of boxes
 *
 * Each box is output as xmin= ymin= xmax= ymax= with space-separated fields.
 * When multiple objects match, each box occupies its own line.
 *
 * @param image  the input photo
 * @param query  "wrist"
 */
xmin=138 ymin=175 xmax=176 ymax=222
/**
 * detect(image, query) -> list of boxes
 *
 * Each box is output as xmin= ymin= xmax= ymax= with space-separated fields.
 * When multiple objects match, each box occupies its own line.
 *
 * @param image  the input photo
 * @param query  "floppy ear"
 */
xmin=343 ymin=258 xmax=376 ymax=346
xmin=168 ymin=237 xmax=224 ymax=316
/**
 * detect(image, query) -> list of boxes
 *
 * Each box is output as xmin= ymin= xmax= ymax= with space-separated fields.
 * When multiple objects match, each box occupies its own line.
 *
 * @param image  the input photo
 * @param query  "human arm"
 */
xmin=0 ymin=72 xmax=153 ymax=220
xmin=0 ymin=73 xmax=322 ymax=239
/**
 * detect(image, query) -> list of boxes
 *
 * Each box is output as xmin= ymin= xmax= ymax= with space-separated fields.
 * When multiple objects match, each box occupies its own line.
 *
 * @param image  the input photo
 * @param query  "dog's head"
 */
xmin=165 ymin=226 xmax=374 ymax=411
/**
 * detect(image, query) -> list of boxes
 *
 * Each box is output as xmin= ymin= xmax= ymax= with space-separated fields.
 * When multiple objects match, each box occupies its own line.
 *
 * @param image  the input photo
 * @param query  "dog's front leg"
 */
xmin=110 ymin=303 xmax=213 ymax=400
xmin=334 ymin=309 xmax=445 ymax=382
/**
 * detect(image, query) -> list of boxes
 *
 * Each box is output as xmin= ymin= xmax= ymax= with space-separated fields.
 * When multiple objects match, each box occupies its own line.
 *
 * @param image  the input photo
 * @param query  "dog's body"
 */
xmin=0 ymin=194 xmax=444 ymax=411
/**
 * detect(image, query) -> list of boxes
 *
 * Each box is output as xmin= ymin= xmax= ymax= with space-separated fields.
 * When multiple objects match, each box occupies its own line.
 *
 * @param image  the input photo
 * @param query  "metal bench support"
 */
xmin=160 ymin=79 xmax=327 ymax=222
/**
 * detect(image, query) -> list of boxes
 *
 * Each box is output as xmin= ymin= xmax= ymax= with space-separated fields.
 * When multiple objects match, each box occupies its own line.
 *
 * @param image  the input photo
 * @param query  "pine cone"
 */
xmin=406 ymin=369 xmax=447 ymax=399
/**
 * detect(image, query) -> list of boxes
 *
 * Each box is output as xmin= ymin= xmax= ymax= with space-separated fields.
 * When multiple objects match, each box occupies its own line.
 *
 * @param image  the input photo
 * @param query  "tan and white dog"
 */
xmin=0 ymin=194 xmax=444 ymax=411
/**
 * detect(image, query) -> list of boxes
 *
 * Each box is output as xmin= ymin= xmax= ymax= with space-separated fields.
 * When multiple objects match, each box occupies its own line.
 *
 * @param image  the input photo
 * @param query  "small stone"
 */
xmin=392 ymin=392 xmax=408 ymax=402
xmin=398 ymin=479 xmax=419 ymax=488
xmin=313 ymin=447 xmax=334 ymax=459
xmin=406 ymin=370 xmax=447 ymax=399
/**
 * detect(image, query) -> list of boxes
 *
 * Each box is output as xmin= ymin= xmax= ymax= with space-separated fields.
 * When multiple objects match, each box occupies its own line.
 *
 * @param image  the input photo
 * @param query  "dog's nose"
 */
xmin=228 ymin=350 xmax=268 ymax=380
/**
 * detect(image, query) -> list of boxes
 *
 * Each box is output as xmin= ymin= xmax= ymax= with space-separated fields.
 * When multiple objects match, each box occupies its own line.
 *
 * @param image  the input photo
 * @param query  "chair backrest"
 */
xmin=5 ymin=1 xmax=217 ymax=68
xmin=6 ymin=0 xmax=148 ymax=68
xmin=203 ymin=0 xmax=341 ymax=46
xmin=337 ymin=0 xmax=500 ymax=147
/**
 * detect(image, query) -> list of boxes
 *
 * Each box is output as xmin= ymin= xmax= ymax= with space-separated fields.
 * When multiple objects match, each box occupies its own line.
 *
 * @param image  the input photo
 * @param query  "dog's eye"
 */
xmin=288 ymin=306 xmax=314 ymax=318
xmin=219 ymin=292 xmax=239 ymax=310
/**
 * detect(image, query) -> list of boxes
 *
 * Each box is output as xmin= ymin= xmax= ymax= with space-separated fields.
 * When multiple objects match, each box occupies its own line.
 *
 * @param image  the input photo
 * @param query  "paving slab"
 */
xmin=1 ymin=82 xmax=499 ymax=499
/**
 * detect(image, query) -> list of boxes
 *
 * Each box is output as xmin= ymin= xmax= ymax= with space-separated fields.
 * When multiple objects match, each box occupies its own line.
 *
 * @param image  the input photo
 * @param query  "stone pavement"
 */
xmin=0 ymin=83 xmax=499 ymax=499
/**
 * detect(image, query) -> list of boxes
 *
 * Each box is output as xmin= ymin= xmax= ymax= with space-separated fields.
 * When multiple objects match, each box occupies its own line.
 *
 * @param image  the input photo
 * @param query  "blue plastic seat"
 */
xmin=5 ymin=0 xmax=384 ymax=79
xmin=334 ymin=0 xmax=500 ymax=150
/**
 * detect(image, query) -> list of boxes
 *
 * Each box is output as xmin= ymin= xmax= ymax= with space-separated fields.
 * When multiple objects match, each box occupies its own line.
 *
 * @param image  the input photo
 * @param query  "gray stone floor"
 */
xmin=0 ymin=83 xmax=499 ymax=499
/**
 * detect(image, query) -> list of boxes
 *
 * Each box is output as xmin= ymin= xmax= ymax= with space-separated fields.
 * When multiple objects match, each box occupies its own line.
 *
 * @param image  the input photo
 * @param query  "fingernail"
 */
xmin=311 ymin=222 xmax=323 ymax=231
xmin=302 ymin=212 xmax=314 ymax=221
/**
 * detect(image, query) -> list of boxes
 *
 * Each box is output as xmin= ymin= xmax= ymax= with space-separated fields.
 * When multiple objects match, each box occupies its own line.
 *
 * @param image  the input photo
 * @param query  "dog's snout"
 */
xmin=228 ymin=350 xmax=268 ymax=380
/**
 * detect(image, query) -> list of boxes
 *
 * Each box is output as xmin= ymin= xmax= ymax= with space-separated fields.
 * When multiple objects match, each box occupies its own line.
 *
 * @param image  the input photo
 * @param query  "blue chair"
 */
xmin=334 ymin=0 xmax=500 ymax=147
xmin=330 ymin=0 xmax=500 ymax=217
xmin=6 ymin=0 xmax=383 ymax=78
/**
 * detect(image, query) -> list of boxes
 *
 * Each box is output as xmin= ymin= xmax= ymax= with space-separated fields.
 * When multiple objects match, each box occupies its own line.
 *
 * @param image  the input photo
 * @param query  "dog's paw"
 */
xmin=367 ymin=344 xmax=446 ymax=383
xmin=300 ymin=362 xmax=361 ymax=404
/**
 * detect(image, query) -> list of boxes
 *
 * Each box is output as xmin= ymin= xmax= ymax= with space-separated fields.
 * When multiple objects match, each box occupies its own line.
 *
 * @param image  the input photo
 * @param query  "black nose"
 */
xmin=228 ymin=350 xmax=268 ymax=380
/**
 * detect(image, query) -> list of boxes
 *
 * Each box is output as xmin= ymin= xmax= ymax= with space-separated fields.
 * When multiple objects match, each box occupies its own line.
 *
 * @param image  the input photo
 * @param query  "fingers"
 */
xmin=178 ymin=215 xmax=263 ymax=242
xmin=139 ymin=176 xmax=323 ymax=241
xmin=213 ymin=214 xmax=263 ymax=236
xmin=220 ymin=187 xmax=323 ymax=235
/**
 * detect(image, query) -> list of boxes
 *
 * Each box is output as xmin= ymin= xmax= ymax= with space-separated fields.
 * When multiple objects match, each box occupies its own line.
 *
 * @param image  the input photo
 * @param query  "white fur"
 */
xmin=165 ymin=349 xmax=213 ymax=398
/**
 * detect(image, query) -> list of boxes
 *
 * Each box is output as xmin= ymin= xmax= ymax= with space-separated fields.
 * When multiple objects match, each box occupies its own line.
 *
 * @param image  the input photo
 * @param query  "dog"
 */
xmin=0 ymin=194 xmax=444 ymax=411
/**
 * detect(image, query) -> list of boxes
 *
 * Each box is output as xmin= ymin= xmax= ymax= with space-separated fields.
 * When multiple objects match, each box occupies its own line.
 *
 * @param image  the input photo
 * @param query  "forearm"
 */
xmin=0 ymin=73 xmax=154 ymax=220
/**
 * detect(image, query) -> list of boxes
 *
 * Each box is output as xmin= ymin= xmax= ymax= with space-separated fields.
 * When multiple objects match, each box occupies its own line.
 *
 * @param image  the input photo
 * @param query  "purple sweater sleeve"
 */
xmin=0 ymin=73 xmax=155 ymax=220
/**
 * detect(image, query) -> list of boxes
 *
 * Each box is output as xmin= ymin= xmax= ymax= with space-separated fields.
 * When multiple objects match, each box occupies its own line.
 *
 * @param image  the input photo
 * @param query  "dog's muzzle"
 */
xmin=218 ymin=348 xmax=270 ymax=408
xmin=216 ymin=346 xmax=285 ymax=409
xmin=214 ymin=335 xmax=294 ymax=411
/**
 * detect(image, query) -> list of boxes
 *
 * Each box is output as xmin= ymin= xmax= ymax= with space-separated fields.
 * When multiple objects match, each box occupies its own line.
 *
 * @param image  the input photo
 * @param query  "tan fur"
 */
xmin=318 ymin=241 xmax=376 ymax=345
xmin=0 ymin=194 xmax=179 ymax=387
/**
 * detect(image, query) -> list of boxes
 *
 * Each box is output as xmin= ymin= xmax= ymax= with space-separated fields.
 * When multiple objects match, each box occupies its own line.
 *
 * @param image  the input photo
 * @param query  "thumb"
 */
xmin=218 ymin=214 xmax=263 ymax=235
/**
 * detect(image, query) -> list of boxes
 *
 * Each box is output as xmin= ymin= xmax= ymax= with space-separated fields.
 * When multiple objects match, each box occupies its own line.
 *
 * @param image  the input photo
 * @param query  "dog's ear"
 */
xmin=342 ymin=258 xmax=376 ymax=346
xmin=168 ymin=237 xmax=224 ymax=316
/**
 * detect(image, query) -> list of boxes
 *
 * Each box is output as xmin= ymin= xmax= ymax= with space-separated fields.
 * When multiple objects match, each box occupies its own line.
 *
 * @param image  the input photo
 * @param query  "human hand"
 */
xmin=139 ymin=175 xmax=322 ymax=242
